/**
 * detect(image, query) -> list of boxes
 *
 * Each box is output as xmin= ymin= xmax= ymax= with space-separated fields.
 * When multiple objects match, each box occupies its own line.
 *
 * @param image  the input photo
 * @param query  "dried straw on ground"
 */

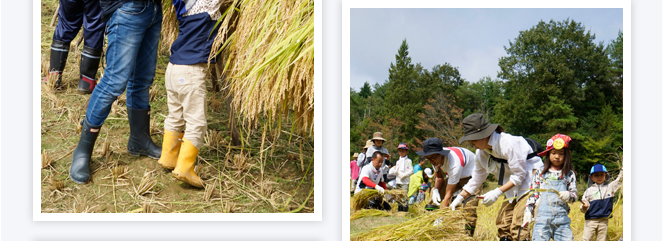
xmin=351 ymin=189 xmax=407 ymax=212
xmin=351 ymin=208 xmax=473 ymax=241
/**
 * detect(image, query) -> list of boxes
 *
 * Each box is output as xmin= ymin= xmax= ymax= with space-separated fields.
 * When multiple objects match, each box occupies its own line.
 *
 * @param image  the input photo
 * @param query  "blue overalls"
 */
xmin=532 ymin=176 xmax=574 ymax=241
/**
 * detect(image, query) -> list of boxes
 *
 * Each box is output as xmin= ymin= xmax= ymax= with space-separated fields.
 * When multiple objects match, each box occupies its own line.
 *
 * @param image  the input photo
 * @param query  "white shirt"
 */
xmin=354 ymin=164 xmax=384 ymax=194
xmin=462 ymin=132 xmax=544 ymax=201
xmin=394 ymin=156 xmax=414 ymax=184
xmin=437 ymin=147 xmax=476 ymax=185
xmin=366 ymin=145 xmax=389 ymax=161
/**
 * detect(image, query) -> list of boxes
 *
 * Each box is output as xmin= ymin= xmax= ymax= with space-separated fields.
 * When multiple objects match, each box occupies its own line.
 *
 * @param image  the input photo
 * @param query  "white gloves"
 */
xmin=375 ymin=185 xmax=385 ymax=194
xmin=431 ymin=188 xmax=442 ymax=205
xmin=522 ymin=211 xmax=532 ymax=227
xmin=559 ymin=191 xmax=571 ymax=202
xmin=450 ymin=195 xmax=464 ymax=210
xmin=480 ymin=188 xmax=503 ymax=206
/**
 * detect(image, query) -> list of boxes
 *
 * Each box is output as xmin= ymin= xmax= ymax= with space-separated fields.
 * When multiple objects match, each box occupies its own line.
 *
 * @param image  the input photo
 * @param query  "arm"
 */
xmin=566 ymin=171 xmax=578 ymax=203
xmin=400 ymin=159 xmax=414 ymax=178
xmin=361 ymin=176 xmax=378 ymax=188
xmin=442 ymin=183 xmax=457 ymax=207
xmin=461 ymin=150 xmax=490 ymax=197
xmin=608 ymin=169 xmax=624 ymax=195
xmin=524 ymin=169 xmax=542 ymax=214
xmin=580 ymin=191 xmax=590 ymax=213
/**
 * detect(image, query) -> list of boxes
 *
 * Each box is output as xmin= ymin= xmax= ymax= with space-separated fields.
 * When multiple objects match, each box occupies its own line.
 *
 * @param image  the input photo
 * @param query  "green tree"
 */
xmin=495 ymin=19 xmax=611 ymax=136
xmin=384 ymin=39 xmax=423 ymax=142
xmin=358 ymin=82 xmax=372 ymax=98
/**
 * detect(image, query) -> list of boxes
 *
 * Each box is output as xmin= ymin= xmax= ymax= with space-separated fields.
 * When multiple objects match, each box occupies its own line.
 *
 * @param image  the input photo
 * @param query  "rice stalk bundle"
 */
xmin=350 ymin=209 xmax=392 ymax=221
xmin=110 ymin=165 xmax=130 ymax=180
xmin=351 ymin=208 xmax=473 ymax=241
xmin=212 ymin=0 xmax=315 ymax=136
xmin=41 ymin=150 xmax=54 ymax=169
xmin=351 ymin=189 xmax=407 ymax=212
xmin=135 ymin=169 xmax=157 ymax=196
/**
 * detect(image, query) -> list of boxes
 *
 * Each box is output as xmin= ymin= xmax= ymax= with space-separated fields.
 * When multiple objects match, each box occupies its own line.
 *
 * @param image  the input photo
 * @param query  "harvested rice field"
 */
xmin=40 ymin=0 xmax=314 ymax=214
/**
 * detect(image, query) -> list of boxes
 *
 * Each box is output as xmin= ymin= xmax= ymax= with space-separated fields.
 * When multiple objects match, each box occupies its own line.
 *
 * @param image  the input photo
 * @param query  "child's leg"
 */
xmin=582 ymin=219 xmax=598 ymax=241
xmin=551 ymin=216 xmax=573 ymax=241
xmin=163 ymin=63 xmax=185 ymax=133
xmin=595 ymin=218 xmax=609 ymax=241
xmin=180 ymin=63 xmax=208 ymax=150
xmin=531 ymin=217 xmax=553 ymax=241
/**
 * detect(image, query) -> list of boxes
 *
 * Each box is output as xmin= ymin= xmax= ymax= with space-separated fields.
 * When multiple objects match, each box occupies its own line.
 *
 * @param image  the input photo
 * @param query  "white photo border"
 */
xmin=33 ymin=0 xmax=322 ymax=221
xmin=342 ymin=0 xmax=630 ymax=240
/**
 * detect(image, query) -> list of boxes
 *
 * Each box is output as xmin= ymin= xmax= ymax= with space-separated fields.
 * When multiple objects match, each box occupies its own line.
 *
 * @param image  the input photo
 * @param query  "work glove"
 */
xmin=431 ymin=188 xmax=442 ymax=205
xmin=559 ymin=191 xmax=571 ymax=202
xmin=450 ymin=195 xmax=464 ymax=211
xmin=480 ymin=188 xmax=503 ymax=206
xmin=522 ymin=211 xmax=532 ymax=227
xmin=375 ymin=185 xmax=385 ymax=194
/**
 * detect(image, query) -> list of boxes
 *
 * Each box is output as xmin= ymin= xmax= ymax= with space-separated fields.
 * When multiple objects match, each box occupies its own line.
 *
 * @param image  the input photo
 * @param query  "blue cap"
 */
xmin=590 ymin=164 xmax=608 ymax=175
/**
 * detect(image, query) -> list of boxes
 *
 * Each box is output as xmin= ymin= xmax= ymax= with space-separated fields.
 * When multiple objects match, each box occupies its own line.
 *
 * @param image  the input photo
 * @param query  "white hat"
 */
xmin=424 ymin=168 xmax=433 ymax=178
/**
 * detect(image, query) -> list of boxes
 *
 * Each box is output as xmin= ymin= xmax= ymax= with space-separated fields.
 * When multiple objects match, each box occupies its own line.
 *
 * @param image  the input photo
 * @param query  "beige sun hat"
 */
xmin=363 ymin=139 xmax=373 ymax=149
xmin=371 ymin=132 xmax=387 ymax=142
xmin=353 ymin=153 xmax=359 ymax=159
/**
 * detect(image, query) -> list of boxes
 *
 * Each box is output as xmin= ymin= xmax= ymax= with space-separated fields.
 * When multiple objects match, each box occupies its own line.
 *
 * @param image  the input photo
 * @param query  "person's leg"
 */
xmin=124 ymin=1 xmax=163 ymax=158
xmin=85 ymin=1 xmax=152 ymax=126
xmin=47 ymin=0 xmax=84 ymax=86
xmin=172 ymin=64 xmax=207 ymax=188
xmin=531 ymin=217 xmax=553 ymax=241
xmin=511 ymin=195 xmax=531 ymax=240
xmin=582 ymin=219 xmax=596 ymax=241
xmin=77 ymin=0 xmax=105 ymax=93
xmin=551 ymin=216 xmax=574 ymax=241
xmin=73 ymin=1 xmax=149 ymax=185
xmin=496 ymin=199 xmax=514 ymax=240
xmin=595 ymin=218 xmax=609 ymax=241
xmin=158 ymin=63 xmax=185 ymax=169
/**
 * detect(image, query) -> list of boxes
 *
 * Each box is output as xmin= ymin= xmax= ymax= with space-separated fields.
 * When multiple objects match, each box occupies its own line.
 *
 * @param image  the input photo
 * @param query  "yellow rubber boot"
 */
xmin=157 ymin=130 xmax=184 ymax=170
xmin=172 ymin=138 xmax=204 ymax=188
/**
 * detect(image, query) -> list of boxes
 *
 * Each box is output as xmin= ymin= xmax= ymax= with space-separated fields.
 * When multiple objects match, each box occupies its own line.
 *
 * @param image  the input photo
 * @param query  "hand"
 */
xmin=522 ymin=211 xmax=532 ymax=227
xmin=375 ymin=185 xmax=385 ymax=194
xmin=431 ymin=188 xmax=442 ymax=205
xmin=450 ymin=195 xmax=464 ymax=211
xmin=581 ymin=200 xmax=590 ymax=210
xmin=480 ymin=188 xmax=503 ymax=206
xmin=559 ymin=191 xmax=571 ymax=202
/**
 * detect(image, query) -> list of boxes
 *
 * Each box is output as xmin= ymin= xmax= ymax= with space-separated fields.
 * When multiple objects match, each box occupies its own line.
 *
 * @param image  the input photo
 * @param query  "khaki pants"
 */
xmin=434 ymin=177 xmax=481 ymax=236
xmin=582 ymin=218 xmax=609 ymax=241
xmin=496 ymin=193 xmax=530 ymax=240
xmin=164 ymin=62 xmax=208 ymax=149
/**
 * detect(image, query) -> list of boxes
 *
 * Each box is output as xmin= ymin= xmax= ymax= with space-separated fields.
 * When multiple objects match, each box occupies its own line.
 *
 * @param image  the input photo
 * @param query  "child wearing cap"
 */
xmin=580 ymin=164 xmax=623 ymax=241
xmin=350 ymin=153 xmax=360 ymax=194
xmin=522 ymin=134 xmax=577 ymax=241
xmin=450 ymin=113 xmax=544 ymax=241
xmin=418 ymin=137 xmax=479 ymax=236
xmin=394 ymin=143 xmax=414 ymax=192
xmin=408 ymin=168 xmax=433 ymax=204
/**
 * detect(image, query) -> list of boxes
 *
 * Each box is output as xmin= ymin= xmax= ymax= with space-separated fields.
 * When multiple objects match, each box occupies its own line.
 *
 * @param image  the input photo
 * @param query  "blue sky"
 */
xmin=350 ymin=8 xmax=623 ymax=90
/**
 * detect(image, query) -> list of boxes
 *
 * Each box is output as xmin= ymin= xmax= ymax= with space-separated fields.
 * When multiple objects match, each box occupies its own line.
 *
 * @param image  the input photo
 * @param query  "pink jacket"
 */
xmin=350 ymin=160 xmax=359 ymax=179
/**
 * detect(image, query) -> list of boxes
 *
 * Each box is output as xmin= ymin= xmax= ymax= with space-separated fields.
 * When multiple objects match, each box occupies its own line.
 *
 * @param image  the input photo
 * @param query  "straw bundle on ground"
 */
xmin=351 ymin=208 xmax=473 ymax=241
xmin=352 ymin=189 xmax=407 ymax=212
xmin=212 ymin=0 xmax=315 ymax=135
xmin=350 ymin=209 xmax=392 ymax=221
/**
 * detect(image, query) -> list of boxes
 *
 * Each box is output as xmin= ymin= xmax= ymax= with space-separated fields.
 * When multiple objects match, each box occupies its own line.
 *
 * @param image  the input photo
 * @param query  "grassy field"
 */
xmin=350 ymin=181 xmax=623 ymax=240
xmin=40 ymin=0 xmax=314 ymax=213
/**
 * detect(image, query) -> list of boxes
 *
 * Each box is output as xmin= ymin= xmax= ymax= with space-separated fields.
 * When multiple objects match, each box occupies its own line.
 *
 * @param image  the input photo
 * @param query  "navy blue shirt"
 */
xmin=169 ymin=12 xmax=220 ymax=65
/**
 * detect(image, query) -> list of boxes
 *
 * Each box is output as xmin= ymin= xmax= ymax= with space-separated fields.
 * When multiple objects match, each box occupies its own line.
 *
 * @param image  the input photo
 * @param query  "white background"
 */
xmin=1 ymin=0 xmax=661 ymax=240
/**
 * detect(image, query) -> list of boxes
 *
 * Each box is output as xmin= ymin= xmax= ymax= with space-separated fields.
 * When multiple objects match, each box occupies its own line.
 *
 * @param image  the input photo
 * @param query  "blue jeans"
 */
xmin=86 ymin=1 xmax=162 ymax=126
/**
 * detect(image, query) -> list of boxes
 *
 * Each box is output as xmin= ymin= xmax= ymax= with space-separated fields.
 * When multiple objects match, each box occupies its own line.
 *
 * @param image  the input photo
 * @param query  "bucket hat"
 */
xmin=371 ymin=132 xmax=387 ymax=142
xmin=363 ymin=139 xmax=373 ymax=149
xmin=590 ymin=164 xmax=608 ymax=175
xmin=353 ymin=153 xmax=359 ymax=159
xmin=416 ymin=138 xmax=451 ymax=157
xmin=538 ymin=133 xmax=572 ymax=156
xmin=459 ymin=113 xmax=500 ymax=143
xmin=397 ymin=143 xmax=408 ymax=150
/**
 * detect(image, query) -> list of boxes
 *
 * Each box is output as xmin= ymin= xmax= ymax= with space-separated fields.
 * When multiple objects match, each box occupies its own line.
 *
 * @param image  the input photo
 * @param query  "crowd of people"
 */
xmin=350 ymin=113 xmax=623 ymax=241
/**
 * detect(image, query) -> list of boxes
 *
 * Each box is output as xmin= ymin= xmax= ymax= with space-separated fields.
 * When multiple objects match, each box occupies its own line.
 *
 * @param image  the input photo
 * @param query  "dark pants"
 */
xmin=53 ymin=0 xmax=105 ymax=49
